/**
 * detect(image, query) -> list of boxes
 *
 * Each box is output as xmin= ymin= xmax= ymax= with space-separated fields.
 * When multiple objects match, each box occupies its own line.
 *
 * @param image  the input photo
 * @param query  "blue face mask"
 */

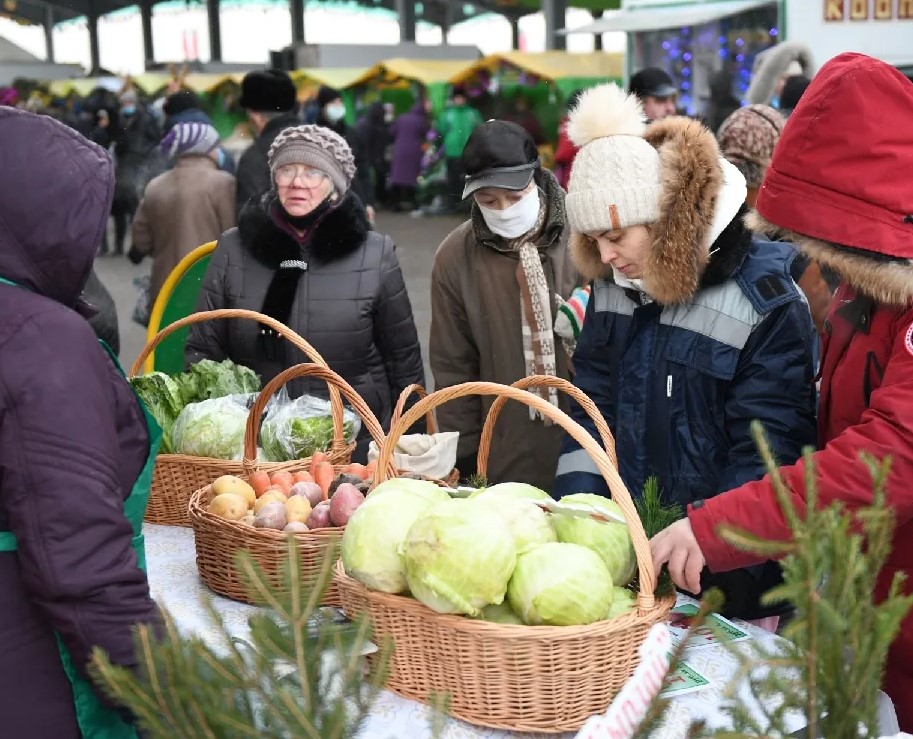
xmin=121 ymin=105 xmax=136 ymax=116
xmin=216 ymin=148 xmax=226 ymax=169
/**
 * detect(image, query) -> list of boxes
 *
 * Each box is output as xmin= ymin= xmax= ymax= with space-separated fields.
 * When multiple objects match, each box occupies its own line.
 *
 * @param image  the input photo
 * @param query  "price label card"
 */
xmin=667 ymin=605 xmax=750 ymax=650
xmin=659 ymin=658 xmax=711 ymax=697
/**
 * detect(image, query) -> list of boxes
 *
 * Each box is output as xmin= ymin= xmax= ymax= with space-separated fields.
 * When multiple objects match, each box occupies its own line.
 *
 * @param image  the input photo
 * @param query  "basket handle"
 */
xmin=477 ymin=375 xmax=617 ymax=475
xmin=390 ymin=384 xmax=436 ymax=434
xmin=129 ymin=308 xmax=330 ymax=377
xmin=376 ymin=381 xmax=656 ymax=612
xmin=244 ymin=362 xmax=395 ymax=478
xmin=130 ymin=308 xmax=347 ymax=460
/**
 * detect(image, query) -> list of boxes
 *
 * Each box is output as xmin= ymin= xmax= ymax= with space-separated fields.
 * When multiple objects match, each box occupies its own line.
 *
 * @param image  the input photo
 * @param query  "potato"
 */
xmin=283 ymin=521 xmax=309 ymax=533
xmin=249 ymin=471 xmax=273 ymax=498
xmin=285 ymin=495 xmax=312 ymax=524
xmin=263 ymin=484 xmax=289 ymax=499
xmin=290 ymin=481 xmax=323 ymax=507
xmin=208 ymin=493 xmax=249 ymax=521
xmin=253 ymin=490 xmax=287 ymax=514
xmin=305 ymin=500 xmax=332 ymax=529
xmin=240 ymin=512 xmax=256 ymax=526
xmin=329 ymin=483 xmax=365 ymax=527
xmin=212 ymin=475 xmax=256 ymax=507
xmin=253 ymin=501 xmax=287 ymax=531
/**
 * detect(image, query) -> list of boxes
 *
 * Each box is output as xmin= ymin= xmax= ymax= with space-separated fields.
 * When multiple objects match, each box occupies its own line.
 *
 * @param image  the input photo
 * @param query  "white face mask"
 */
xmin=478 ymin=188 xmax=540 ymax=239
xmin=325 ymin=103 xmax=346 ymax=123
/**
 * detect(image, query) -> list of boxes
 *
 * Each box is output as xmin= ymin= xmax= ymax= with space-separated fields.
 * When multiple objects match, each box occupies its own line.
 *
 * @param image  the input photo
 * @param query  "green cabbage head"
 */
xmin=474 ymin=487 xmax=556 ymax=555
xmin=552 ymin=493 xmax=637 ymax=587
xmin=342 ymin=483 xmax=447 ymax=594
xmin=508 ymin=542 xmax=614 ymax=626
xmin=401 ymin=498 xmax=516 ymax=617
xmin=606 ymin=587 xmax=637 ymax=619
xmin=172 ymin=397 xmax=249 ymax=460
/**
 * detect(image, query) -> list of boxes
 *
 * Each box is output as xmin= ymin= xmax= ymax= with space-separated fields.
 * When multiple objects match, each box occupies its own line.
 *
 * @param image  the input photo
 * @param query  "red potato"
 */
xmin=289 ymin=481 xmax=323 ymax=508
xmin=305 ymin=500 xmax=332 ymax=529
xmin=329 ymin=483 xmax=365 ymax=527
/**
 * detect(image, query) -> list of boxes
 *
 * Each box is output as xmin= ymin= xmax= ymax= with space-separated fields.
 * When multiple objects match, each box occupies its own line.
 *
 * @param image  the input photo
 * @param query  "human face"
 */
xmin=276 ymin=164 xmax=334 ymax=217
xmin=642 ymin=94 xmax=677 ymax=121
xmin=472 ymin=180 xmax=535 ymax=211
xmin=587 ymin=225 xmax=652 ymax=279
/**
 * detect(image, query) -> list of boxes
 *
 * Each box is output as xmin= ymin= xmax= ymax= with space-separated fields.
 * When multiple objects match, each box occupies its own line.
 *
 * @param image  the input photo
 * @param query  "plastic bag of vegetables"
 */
xmin=260 ymin=392 xmax=361 ymax=462
xmin=172 ymin=394 xmax=253 ymax=460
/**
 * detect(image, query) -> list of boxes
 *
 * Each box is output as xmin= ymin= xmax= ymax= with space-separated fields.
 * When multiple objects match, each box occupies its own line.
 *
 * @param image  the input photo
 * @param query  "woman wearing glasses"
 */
xmin=186 ymin=125 xmax=425 ymax=458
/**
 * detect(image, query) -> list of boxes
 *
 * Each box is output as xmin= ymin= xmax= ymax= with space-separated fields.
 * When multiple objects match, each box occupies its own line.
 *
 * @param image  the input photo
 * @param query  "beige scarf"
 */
xmin=506 ymin=191 xmax=560 ymax=423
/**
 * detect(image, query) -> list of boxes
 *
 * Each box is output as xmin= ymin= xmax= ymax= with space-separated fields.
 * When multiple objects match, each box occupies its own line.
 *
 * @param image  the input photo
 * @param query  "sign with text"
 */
xmin=825 ymin=0 xmax=913 ymax=21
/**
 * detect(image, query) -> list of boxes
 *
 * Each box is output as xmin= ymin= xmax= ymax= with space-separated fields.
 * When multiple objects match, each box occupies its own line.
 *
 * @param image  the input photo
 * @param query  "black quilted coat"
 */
xmin=185 ymin=191 xmax=425 ymax=437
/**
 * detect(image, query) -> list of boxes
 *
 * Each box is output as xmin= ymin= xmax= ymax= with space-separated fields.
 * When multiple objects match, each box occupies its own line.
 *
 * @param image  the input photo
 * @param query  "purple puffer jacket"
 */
xmin=0 ymin=108 xmax=159 ymax=736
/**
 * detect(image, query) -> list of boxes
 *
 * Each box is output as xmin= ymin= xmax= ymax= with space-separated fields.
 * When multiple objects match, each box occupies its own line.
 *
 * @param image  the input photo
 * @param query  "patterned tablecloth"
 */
xmin=143 ymin=523 xmax=807 ymax=739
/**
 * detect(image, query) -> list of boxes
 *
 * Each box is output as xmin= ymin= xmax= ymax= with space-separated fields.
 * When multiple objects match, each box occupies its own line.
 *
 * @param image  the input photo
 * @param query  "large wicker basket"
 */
xmin=388 ymin=383 xmax=460 ymax=488
xmin=189 ymin=362 xmax=395 ymax=607
xmin=334 ymin=380 xmax=674 ymax=734
xmin=130 ymin=309 xmax=355 ymax=526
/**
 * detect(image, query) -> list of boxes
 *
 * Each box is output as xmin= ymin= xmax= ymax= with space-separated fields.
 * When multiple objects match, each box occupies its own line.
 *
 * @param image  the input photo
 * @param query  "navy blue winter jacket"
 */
xmin=554 ymin=219 xmax=818 ymax=618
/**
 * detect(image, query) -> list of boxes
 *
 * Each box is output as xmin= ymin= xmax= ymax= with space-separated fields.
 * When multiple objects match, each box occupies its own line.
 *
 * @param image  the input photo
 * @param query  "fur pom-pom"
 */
xmin=566 ymin=83 xmax=647 ymax=148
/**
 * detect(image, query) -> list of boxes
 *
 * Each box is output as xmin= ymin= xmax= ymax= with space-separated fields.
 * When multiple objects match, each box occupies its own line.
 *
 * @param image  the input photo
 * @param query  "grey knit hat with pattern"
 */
xmin=268 ymin=124 xmax=356 ymax=194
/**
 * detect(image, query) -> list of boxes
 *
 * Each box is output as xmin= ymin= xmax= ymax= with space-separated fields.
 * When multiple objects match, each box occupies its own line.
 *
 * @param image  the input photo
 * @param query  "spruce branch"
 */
xmin=91 ymin=538 xmax=390 ymax=739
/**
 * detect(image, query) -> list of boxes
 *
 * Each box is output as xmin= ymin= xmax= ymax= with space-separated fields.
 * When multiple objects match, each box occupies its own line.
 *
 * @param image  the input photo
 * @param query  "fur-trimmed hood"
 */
xmin=238 ymin=190 xmax=370 ymax=267
xmin=746 ymin=210 xmax=913 ymax=305
xmin=746 ymin=41 xmax=816 ymax=106
xmin=570 ymin=116 xmax=744 ymax=304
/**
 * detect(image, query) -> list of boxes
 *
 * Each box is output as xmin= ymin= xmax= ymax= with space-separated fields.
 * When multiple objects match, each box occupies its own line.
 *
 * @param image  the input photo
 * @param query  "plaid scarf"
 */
xmin=506 ymin=190 xmax=560 ymax=423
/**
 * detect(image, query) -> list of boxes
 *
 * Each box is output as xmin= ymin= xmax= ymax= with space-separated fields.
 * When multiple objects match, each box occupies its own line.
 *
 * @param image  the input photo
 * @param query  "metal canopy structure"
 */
xmin=1 ymin=0 xmax=623 ymax=74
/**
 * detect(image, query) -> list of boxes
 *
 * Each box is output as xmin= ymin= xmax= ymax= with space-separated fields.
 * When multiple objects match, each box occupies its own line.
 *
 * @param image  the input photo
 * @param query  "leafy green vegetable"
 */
xmin=181 ymin=359 xmax=260 ymax=403
xmin=261 ymin=415 xmax=355 ymax=462
xmin=129 ymin=360 xmax=260 ymax=454
xmin=128 ymin=372 xmax=184 ymax=453
xmin=172 ymin=397 xmax=250 ymax=460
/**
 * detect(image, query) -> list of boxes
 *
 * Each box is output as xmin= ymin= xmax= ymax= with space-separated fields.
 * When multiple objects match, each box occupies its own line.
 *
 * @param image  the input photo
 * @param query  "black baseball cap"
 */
xmin=629 ymin=67 xmax=678 ymax=99
xmin=460 ymin=120 xmax=540 ymax=199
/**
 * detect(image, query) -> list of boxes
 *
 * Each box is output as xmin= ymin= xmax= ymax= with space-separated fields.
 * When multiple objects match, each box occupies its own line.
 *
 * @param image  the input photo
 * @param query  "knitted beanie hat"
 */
xmin=160 ymin=121 xmax=220 ymax=159
xmin=565 ymin=84 xmax=661 ymax=234
xmin=717 ymin=104 xmax=785 ymax=187
xmin=268 ymin=124 xmax=355 ymax=194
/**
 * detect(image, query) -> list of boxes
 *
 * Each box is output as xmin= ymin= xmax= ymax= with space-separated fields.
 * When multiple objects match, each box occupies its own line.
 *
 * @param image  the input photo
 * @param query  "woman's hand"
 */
xmin=366 ymin=205 xmax=376 ymax=225
xmin=651 ymin=518 xmax=705 ymax=594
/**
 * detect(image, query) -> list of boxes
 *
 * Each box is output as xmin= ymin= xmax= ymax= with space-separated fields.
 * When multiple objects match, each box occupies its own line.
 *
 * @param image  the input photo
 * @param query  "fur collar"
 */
xmin=471 ymin=168 xmax=568 ymax=254
xmin=746 ymin=210 xmax=913 ymax=305
xmin=239 ymin=190 xmax=370 ymax=267
xmin=569 ymin=116 xmax=726 ymax=304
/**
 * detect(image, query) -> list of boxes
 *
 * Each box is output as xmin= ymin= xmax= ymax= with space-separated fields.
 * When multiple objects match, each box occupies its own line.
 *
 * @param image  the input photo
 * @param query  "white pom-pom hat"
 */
xmin=565 ymin=84 xmax=662 ymax=235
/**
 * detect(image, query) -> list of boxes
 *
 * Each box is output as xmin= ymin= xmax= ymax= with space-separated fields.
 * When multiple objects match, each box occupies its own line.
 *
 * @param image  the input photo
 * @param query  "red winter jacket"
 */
xmin=553 ymin=116 xmax=578 ymax=190
xmin=688 ymin=52 xmax=913 ymax=728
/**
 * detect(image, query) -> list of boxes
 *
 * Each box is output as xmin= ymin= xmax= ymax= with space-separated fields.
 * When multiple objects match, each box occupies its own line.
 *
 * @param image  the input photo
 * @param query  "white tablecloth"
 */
xmin=143 ymin=523 xmax=806 ymax=739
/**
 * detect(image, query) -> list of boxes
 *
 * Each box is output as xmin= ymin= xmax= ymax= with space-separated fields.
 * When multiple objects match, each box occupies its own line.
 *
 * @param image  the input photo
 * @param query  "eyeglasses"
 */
xmin=275 ymin=165 xmax=327 ymax=187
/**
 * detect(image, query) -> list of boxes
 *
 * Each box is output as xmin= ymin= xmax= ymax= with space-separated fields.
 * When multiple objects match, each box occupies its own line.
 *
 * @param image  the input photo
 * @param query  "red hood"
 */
xmin=756 ymin=53 xmax=913 ymax=261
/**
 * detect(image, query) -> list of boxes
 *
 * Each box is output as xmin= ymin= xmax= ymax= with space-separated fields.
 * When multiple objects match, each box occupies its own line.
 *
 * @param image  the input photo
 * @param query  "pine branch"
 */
xmin=91 ymin=539 xmax=390 ymax=738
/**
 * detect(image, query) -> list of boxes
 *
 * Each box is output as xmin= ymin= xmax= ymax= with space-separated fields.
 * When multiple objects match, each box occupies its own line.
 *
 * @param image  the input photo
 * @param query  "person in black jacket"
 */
xmin=234 ymin=70 xmax=301 ymax=217
xmin=314 ymin=86 xmax=375 ymax=223
xmin=185 ymin=124 xmax=425 ymax=459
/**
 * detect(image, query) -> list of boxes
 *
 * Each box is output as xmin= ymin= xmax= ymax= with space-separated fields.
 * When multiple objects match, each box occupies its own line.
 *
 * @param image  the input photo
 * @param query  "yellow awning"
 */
xmin=450 ymin=51 xmax=624 ymax=84
xmin=347 ymin=58 xmax=476 ymax=89
xmin=182 ymin=72 xmax=245 ymax=94
xmin=292 ymin=67 xmax=369 ymax=90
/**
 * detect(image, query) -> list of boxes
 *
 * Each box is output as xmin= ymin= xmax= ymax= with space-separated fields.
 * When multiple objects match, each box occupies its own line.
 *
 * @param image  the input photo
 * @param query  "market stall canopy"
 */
xmin=347 ymin=59 xmax=476 ymax=89
xmin=293 ymin=67 xmax=368 ymax=90
xmin=563 ymin=0 xmax=776 ymax=34
xmin=449 ymin=51 xmax=624 ymax=85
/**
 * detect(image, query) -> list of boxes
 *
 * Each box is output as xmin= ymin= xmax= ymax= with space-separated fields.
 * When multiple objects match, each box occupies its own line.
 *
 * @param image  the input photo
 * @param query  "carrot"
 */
xmin=270 ymin=470 xmax=294 ymax=493
xmin=348 ymin=463 xmax=370 ymax=481
xmin=313 ymin=461 xmax=334 ymax=501
xmin=310 ymin=451 xmax=329 ymax=474
xmin=292 ymin=471 xmax=314 ymax=484
xmin=249 ymin=471 xmax=273 ymax=498
xmin=364 ymin=459 xmax=378 ymax=482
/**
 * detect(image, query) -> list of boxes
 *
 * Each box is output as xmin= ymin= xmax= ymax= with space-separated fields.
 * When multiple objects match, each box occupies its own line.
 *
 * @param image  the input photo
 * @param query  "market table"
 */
xmin=145 ymin=523 xmax=807 ymax=739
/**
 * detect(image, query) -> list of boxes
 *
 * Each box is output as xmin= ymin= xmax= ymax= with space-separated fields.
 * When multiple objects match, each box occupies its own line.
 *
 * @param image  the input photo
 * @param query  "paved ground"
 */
xmin=94 ymin=210 xmax=464 ymax=384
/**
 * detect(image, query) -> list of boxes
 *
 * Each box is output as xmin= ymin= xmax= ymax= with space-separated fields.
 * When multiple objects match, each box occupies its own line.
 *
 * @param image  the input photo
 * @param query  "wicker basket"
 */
xmin=388 ymin=383 xmax=460 ymax=488
xmin=189 ymin=362 xmax=396 ymax=606
xmin=129 ymin=309 xmax=355 ymax=526
xmin=334 ymin=381 xmax=674 ymax=733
